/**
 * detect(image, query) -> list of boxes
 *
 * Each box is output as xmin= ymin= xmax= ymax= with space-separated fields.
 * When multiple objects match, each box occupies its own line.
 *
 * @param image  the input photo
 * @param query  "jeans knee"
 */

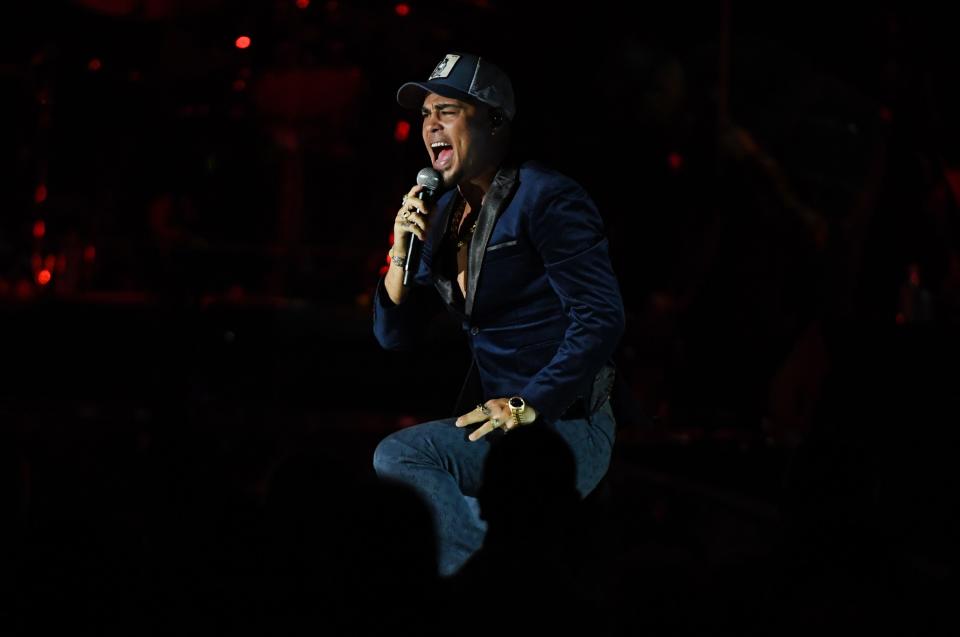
xmin=373 ymin=433 xmax=407 ymax=478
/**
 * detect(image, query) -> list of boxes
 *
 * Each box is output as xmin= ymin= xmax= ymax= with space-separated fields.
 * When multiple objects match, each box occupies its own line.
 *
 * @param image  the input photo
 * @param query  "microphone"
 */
xmin=403 ymin=167 xmax=443 ymax=286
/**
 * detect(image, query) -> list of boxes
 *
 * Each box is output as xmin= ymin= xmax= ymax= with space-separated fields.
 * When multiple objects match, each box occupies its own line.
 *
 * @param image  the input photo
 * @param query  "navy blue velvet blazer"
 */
xmin=373 ymin=160 xmax=625 ymax=424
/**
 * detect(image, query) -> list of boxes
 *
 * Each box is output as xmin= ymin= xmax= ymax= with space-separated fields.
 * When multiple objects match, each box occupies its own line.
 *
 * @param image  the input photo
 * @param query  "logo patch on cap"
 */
xmin=429 ymin=54 xmax=460 ymax=80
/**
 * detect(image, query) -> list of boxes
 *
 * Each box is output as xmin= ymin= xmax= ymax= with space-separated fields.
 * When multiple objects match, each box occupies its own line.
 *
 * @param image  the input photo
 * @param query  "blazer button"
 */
xmin=470 ymin=327 xmax=479 ymax=335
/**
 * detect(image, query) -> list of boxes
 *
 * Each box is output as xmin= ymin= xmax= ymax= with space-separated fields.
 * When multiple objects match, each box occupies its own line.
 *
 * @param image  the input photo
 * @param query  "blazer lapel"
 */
xmin=465 ymin=162 xmax=520 ymax=317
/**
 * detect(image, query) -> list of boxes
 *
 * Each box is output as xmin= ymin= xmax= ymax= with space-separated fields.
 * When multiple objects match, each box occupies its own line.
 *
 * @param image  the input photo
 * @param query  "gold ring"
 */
xmin=490 ymin=417 xmax=501 ymax=428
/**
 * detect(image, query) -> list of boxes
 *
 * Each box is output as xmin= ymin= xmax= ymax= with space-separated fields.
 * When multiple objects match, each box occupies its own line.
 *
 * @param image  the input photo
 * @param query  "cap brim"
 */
xmin=396 ymin=81 xmax=478 ymax=111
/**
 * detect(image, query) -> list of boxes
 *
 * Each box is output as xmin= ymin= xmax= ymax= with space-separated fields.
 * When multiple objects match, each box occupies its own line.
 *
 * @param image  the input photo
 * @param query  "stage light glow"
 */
xmin=235 ymin=36 xmax=251 ymax=49
xmin=32 ymin=220 xmax=45 ymax=238
xmin=395 ymin=3 xmax=411 ymax=16
xmin=88 ymin=58 xmax=102 ymax=71
xmin=35 ymin=184 xmax=48 ymax=203
xmin=296 ymin=0 xmax=310 ymax=7
xmin=394 ymin=120 xmax=411 ymax=142
xmin=84 ymin=245 xmax=97 ymax=262
xmin=668 ymin=152 xmax=684 ymax=171
xmin=36 ymin=270 xmax=51 ymax=285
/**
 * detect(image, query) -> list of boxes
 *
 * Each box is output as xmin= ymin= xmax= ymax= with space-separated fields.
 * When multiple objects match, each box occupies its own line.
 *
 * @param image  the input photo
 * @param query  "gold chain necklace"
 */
xmin=450 ymin=198 xmax=478 ymax=249
xmin=457 ymin=221 xmax=478 ymax=249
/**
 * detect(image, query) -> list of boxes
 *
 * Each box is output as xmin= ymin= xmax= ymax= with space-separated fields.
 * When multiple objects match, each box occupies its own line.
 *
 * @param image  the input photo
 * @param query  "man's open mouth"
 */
xmin=431 ymin=141 xmax=453 ymax=162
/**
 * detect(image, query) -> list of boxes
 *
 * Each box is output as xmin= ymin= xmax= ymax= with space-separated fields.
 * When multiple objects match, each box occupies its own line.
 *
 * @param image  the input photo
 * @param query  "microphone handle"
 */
xmin=402 ymin=189 xmax=433 ymax=287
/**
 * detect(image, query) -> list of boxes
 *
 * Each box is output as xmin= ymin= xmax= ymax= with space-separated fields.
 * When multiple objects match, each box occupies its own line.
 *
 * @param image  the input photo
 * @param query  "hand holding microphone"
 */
xmin=392 ymin=167 xmax=443 ymax=287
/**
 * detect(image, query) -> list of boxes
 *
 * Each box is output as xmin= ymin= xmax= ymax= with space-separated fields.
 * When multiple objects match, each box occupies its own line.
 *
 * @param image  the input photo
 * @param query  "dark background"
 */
xmin=1 ymin=1 xmax=958 ymax=633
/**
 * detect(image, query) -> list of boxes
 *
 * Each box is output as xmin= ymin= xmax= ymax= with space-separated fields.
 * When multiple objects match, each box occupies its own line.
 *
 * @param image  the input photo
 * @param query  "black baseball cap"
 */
xmin=397 ymin=52 xmax=516 ymax=121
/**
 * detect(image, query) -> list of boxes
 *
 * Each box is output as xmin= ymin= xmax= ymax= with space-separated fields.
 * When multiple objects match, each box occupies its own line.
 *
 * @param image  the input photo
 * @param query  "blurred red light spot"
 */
xmin=84 ymin=245 xmax=97 ymax=262
xmin=895 ymin=312 xmax=906 ymax=325
xmin=879 ymin=106 xmax=893 ymax=123
xmin=35 ymin=184 xmax=48 ymax=204
xmin=235 ymin=36 xmax=251 ymax=49
xmin=395 ymin=3 xmax=411 ymax=16
xmin=394 ymin=120 xmax=411 ymax=142
xmin=88 ymin=58 xmax=102 ymax=71
xmin=379 ymin=265 xmax=389 ymax=276
xmin=233 ymin=79 xmax=247 ymax=92
xmin=32 ymin=220 xmax=45 ymax=239
xmin=36 ymin=270 xmax=51 ymax=286
xmin=668 ymin=152 xmax=684 ymax=171
xmin=296 ymin=0 xmax=310 ymax=7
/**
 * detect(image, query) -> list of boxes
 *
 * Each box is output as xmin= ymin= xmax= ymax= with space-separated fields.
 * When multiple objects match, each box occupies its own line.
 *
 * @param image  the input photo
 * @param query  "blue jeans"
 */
xmin=373 ymin=400 xmax=616 ymax=577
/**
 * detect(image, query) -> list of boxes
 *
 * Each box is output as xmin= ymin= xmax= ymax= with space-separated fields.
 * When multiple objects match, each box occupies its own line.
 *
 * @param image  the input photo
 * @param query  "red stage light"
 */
xmin=296 ymin=0 xmax=310 ymax=7
xmin=84 ymin=245 xmax=97 ymax=262
xmin=32 ymin=220 xmax=45 ymax=239
xmin=395 ymin=3 xmax=411 ymax=16
xmin=394 ymin=120 xmax=411 ymax=142
xmin=235 ymin=36 xmax=251 ymax=49
xmin=379 ymin=265 xmax=389 ymax=276
xmin=35 ymin=184 xmax=48 ymax=204
xmin=36 ymin=269 xmax=51 ymax=286
xmin=88 ymin=58 xmax=102 ymax=71
xmin=668 ymin=152 xmax=684 ymax=171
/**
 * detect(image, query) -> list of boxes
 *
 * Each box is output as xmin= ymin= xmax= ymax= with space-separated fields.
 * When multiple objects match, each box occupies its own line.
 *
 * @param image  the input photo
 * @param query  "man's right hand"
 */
xmin=393 ymin=184 xmax=434 ymax=249
xmin=385 ymin=184 xmax=435 ymax=305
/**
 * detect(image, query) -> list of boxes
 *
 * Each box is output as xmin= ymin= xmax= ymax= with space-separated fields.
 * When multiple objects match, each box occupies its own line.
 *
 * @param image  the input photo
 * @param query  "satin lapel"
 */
xmin=430 ymin=192 xmax=460 ymax=308
xmin=465 ymin=162 xmax=520 ymax=316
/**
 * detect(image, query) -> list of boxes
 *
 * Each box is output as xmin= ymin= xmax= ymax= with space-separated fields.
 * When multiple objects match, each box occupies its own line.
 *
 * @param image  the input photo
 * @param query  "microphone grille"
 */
xmin=416 ymin=167 xmax=443 ymax=191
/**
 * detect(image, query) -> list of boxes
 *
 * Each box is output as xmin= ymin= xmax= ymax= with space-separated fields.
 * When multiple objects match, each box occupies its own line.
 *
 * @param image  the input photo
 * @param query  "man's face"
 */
xmin=421 ymin=92 xmax=495 ymax=187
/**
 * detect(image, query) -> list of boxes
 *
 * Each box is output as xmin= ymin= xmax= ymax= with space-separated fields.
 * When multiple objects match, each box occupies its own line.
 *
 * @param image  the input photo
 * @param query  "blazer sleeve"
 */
xmin=519 ymin=183 xmax=626 ymax=423
xmin=372 ymin=259 xmax=441 ymax=352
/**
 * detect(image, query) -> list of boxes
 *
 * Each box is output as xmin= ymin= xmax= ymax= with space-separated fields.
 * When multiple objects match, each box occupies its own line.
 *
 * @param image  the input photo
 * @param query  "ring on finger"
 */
xmin=477 ymin=403 xmax=491 ymax=416
xmin=401 ymin=210 xmax=411 ymax=219
xmin=490 ymin=417 xmax=502 ymax=428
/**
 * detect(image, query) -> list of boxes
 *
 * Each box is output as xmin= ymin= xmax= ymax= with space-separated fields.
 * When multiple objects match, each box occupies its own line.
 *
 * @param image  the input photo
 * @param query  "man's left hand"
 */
xmin=456 ymin=398 xmax=537 ymax=442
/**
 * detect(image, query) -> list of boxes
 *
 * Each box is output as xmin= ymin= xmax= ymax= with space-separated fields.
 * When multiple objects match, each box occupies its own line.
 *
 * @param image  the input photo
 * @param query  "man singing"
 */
xmin=372 ymin=52 xmax=625 ymax=576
